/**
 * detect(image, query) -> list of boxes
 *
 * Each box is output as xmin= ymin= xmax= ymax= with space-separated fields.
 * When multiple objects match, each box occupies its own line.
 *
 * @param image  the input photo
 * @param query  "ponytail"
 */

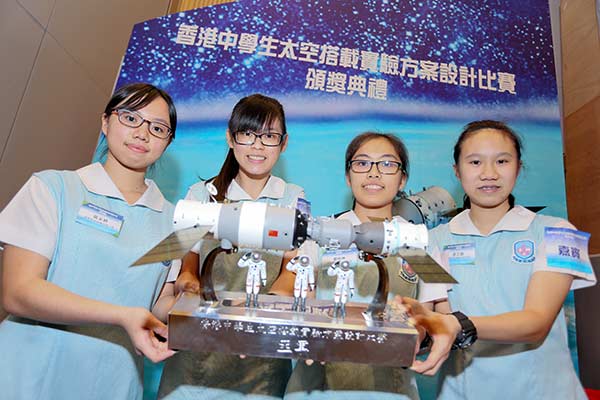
xmin=211 ymin=149 xmax=239 ymax=202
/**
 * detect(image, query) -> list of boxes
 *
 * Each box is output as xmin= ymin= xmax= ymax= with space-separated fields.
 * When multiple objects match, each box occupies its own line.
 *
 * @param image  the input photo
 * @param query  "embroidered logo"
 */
xmin=399 ymin=259 xmax=419 ymax=284
xmin=162 ymin=260 xmax=173 ymax=267
xmin=513 ymin=240 xmax=535 ymax=263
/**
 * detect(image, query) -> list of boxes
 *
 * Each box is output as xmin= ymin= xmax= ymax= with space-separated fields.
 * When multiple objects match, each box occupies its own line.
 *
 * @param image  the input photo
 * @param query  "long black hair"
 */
xmin=212 ymin=94 xmax=287 ymax=201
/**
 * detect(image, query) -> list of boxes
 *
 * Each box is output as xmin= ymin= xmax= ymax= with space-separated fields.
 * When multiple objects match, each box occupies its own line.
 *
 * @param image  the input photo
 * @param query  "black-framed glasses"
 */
xmin=233 ymin=130 xmax=284 ymax=147
xmin=348 ymin=159 xmax=403 ymax=175
xmin=112 ymin=109 xmax=172 ymax=139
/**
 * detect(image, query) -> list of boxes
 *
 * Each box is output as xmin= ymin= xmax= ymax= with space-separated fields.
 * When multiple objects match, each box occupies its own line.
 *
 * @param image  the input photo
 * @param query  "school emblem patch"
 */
xmin=513 ymin=240 xmax=535 ymax=263
xmin=399 ymin=259 xmax=419 ymax=283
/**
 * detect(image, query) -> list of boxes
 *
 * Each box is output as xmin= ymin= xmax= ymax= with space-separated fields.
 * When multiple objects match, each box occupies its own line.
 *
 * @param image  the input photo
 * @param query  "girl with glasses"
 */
xmin=0 ymin=82 xmax=177 ymax=400
xmin=154 ymin=93 xmax=304 ymax=399
xmin=402 ymin=121 xmax=595 ymax=399
xmin=285 ymin=132 xmax=448 ymax=400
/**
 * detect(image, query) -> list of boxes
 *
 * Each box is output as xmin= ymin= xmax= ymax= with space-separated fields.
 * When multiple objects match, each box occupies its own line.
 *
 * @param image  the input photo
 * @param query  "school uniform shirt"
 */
xmin=0 ymin=162 xmax=174 ymax=400
xmin=158 ymin=176 xmax=305 ymax=400
xmin=285 ymin=210 xmax=448 ymax=400
xmin=428 ymin=205 xmax=596 ymax=400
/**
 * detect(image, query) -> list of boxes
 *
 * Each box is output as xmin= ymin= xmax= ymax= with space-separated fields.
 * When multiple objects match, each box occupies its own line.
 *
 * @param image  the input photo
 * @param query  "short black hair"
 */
xmin=453 ymin=120 xmax=522 ymax=165
xmin=104 ymin=82 xmax=177 ymax=140
xmin=345 ymin=132 xmax=409 ymax=179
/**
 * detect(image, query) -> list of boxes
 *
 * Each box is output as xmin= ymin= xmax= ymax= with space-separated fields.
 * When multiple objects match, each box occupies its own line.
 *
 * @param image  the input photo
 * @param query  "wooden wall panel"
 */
xmin=561 ymin=0 xmax=600 ymax=254
xmin=562 ymin=0 xmax=600 ymax=388
xmin=564 ymin=96 xmax=600 ymax=253
xmin=168 ymin=0 xmax=235 ymax=13
xmin=561 ymin=0 xmax=600 ymax=117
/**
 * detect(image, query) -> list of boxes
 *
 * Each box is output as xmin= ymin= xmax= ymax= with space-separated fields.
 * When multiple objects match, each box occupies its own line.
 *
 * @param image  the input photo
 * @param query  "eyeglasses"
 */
xmin=348 ymin=159 xmax=403 ymax=175
xmin=233 ymin=130 xmax=284 ymax=147
xmin=112 ymin=109 xmax=172 ymax=139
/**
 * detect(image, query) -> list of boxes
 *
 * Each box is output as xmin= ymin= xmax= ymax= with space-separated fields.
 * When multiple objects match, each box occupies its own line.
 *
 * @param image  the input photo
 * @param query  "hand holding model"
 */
xmin=121 ymin=306 xmax=176 ymax=363
xmin=397 ymin=296 xmax=458 ymax=375
xmin=174 ymin=252 xmax=201 ymax=295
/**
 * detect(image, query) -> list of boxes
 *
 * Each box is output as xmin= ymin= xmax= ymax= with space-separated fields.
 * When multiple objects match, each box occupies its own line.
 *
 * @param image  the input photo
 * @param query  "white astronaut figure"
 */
xmin=327 ymin=260 xmax=355 ymax=318
xmin=285 ymin=255 xmax=315 ymax=312
xmin=237 ymin=251 xmax=267 ymax=307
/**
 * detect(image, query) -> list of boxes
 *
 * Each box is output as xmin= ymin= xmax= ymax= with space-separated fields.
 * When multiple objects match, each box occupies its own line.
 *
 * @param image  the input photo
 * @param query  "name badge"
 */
xmin=321 ymin=247 xmax=360 ymax=268
xmin=76 ymin=202 xmax=124 ymax=237
xmin=444 ymin=243 xmax=476 ymax=266
xmin=545 ymin=227 xmax=593 ymax=274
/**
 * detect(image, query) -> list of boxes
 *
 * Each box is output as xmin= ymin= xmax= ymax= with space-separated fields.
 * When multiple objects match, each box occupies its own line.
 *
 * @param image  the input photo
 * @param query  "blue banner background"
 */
xmin=100 ymin=0 xmax=565 ymax=217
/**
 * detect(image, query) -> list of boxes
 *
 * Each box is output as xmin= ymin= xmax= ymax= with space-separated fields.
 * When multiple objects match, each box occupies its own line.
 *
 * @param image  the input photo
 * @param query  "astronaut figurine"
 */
xmin=327 ymin=260 xmax=355 ymax=318
xmin=285 ymin=255 xmax=315 ymax=312
xmin=237 ymin=251 xmax=267 ymax=307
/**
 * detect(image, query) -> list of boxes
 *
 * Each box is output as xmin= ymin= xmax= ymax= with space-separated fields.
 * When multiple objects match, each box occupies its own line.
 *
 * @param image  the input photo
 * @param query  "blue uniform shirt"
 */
xmin=0 ymin=163 xmax=174 ymax=400
xmin=429 ymin=205 xmax=596 ymax=400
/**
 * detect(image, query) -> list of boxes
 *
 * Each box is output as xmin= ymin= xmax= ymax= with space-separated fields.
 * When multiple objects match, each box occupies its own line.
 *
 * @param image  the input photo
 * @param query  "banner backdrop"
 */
xmin=95 ymin=0 xmax=578 ymax=394
xmin=99 ymin=0 xmax=564 ymax=217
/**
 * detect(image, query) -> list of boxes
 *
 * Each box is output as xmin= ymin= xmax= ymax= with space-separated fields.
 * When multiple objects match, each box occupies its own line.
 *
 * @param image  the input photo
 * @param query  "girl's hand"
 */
xmin=174 ymin=251 xmax=201 ymax=295
xmin=174 ymin=270 xmax=200 ymax=295
xmin=399 ymin=297 xmax=460 ymax=376
xmin=303 ymin=359 xmax=326 ymax=366
xmin=120 ymin=307 xmax=176 ymax=363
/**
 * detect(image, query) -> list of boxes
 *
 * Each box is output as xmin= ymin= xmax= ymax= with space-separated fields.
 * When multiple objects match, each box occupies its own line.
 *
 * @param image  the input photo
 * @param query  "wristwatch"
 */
xmin=450 ymin=311 xmax=477 ymax=349
xmin=417 ymin=332 xmax=433 ymax=355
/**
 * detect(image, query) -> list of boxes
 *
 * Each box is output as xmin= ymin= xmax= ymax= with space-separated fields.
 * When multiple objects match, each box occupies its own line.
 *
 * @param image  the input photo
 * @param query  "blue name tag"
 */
xmin=545 ymin=227 xmax=592 ymax=274
xmin=75 ymin=202 xmax=124 ymax=237
xmin=444 ymin=243 xmax=476 ymax=266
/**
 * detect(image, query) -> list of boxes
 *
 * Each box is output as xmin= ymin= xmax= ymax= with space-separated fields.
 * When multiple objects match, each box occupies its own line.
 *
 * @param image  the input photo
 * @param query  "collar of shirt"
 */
xmin=449 ymin=205 xmax=536 ymax=236
xmin=77 ymin=163 xmax=166 ymax=212
xmin=337 ymin=209 xmax=408 ymax=225
xmin=337 ymin=210 xmax=362 ymax=225
xmin=225 ymin=175 xmax=286 ymax=201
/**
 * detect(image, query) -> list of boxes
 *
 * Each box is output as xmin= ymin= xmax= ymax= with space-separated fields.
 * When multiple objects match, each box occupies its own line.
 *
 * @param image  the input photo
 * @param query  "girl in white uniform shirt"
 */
xmin=155 ymin=93 xmax=304 ymax=399
xmin=0 ymin=82 xmax=177 ymax=400
xmin=285 ymin=132 xmax=448 ymax=400
xmin=403 ymin=120 xmax=596 ymax=399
